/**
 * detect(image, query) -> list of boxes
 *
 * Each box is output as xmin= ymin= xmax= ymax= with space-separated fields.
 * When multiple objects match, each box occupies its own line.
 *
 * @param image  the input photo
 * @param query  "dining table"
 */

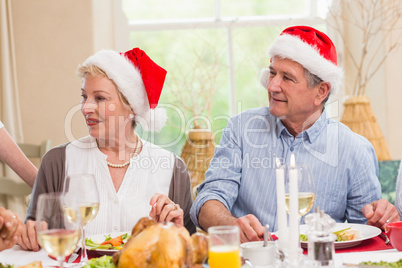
xmin=0 ymin=236 xmax=401 ymax=268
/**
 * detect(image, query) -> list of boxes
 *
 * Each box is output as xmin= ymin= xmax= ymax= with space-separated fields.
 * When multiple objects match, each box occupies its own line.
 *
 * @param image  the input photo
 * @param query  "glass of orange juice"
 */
xmin=208 ymin=226 xmax=241 ymax=268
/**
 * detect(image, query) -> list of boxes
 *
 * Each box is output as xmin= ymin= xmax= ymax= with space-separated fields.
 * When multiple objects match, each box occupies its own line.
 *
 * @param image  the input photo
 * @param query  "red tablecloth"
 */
xmin=53 ymin=249 xmax=105 ymax=263
xmin=61 ymin=233 xmax=394 ymax=263
xmin=272 ymin=233 xmax=394 ymax=255
xmin=70 ymin=249 xmax=104 ymax=263
xmin=301 ymin=234 xmax=394 ymax=254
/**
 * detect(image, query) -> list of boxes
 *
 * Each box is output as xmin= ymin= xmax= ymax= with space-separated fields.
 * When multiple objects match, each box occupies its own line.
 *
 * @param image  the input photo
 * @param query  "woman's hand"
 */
xmin=149 ymin=193 xmax=184 ymax=227
xmin=0 ymin=208 xmax=21 ymax=251
xmin=16 ymin=220 xmax=40 ymax=251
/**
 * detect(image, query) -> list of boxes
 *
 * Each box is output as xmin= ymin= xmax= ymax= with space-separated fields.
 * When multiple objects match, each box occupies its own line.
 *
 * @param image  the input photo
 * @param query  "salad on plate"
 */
xmin=85 ymin=232 xmax=131 ymax=251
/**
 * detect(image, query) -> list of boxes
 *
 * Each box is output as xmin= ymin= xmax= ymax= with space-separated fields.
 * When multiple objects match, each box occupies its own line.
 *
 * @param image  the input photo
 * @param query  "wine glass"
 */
xmin=284 ymin=165 xmax=316 ymax=219
xmin=63 ymin=174 xmax=100 ymax=266
xmin=36 ymin=193 xmax=81 ymax=268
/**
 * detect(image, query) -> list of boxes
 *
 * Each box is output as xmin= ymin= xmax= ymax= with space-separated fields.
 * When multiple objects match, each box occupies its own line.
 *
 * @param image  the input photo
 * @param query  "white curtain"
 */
xmin=0 ymin=0 xmax=27 ymax=219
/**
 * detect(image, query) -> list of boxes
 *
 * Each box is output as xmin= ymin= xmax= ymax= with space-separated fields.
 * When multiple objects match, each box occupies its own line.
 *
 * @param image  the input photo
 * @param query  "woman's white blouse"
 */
xmin=64 ymin=136 xmax=174 ymax=236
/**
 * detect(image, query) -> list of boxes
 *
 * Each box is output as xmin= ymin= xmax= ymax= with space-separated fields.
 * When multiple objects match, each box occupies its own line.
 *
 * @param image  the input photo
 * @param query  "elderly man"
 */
xmin=190 ymin=25 xmax=399 ymax=243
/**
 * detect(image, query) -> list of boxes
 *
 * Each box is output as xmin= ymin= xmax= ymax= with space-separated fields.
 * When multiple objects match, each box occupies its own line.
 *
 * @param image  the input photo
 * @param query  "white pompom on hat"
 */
xmin=260 ymin=25 xmax=343 ymax=95
xmin=81 ymin=47 xmax=167 ymax=132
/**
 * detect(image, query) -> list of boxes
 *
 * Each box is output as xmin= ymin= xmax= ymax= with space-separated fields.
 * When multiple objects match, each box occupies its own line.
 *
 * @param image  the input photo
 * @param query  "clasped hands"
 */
xmin=149 ymin=193 xmax=183 ymax=226
xmin=0 ymin=207 xmax=23 ymax=251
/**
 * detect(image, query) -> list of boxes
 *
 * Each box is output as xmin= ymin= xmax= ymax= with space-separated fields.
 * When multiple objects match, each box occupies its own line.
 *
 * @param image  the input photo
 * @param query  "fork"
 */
xmin=379 ymin=233 xmax=391 ymax=245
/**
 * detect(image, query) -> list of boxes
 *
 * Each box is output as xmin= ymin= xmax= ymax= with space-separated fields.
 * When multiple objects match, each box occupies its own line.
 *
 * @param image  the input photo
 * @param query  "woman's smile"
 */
xmin=86 ymin=117 xmax=101 ymax=126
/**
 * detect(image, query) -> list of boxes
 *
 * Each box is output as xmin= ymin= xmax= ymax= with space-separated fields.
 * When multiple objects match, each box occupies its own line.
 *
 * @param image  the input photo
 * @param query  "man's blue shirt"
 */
xmin=190 ymin=107 xmax=381 ymax=231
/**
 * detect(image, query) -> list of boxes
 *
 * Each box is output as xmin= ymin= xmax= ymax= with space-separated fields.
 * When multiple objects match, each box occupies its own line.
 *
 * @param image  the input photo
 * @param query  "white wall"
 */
xmin=11 ymin=0 xmax=114 ymax=148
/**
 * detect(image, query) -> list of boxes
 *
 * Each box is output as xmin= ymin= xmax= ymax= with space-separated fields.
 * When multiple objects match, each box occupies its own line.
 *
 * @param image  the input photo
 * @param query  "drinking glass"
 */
xmin=284 ymin=165 xmax=316 ymax=218
xmin=63 ymin=174 xmax=100 ymax=266
xmin=36 ymin=193 xmax=81 ymax=268
xmin=208 ymin=226 xmax=241 ymax=268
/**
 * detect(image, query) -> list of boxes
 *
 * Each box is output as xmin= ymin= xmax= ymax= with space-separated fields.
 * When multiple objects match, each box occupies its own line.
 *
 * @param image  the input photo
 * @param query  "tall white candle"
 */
xmin=275 ymin=157 xmax=288 ymax=250
xmin=288 ymin=153 xmax=299 ymax=263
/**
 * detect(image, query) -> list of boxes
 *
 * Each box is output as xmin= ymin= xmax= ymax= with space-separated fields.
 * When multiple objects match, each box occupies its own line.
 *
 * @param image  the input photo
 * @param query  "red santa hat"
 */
xmin=81 ymin=48 xmax=167 ymax=132
xmin=260 ymin=25 xmax=343 ymax=95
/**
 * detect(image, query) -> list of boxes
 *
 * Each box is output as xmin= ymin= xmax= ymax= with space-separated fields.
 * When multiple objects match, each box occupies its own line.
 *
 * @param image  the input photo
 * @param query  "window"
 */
xmin=118 ymin=0 xmax=330 ymax=155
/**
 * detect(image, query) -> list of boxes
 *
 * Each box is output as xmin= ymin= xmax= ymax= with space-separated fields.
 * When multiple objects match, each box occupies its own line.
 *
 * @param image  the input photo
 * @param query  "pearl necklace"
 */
xmin=107 ymin=134 xmax=142 ymax=168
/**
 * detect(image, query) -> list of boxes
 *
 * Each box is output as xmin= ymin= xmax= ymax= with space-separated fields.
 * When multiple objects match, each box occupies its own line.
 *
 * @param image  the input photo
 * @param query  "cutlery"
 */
xmin=378 ymin=233 xmax=391 ymax=245
xmin=263 ymin=224 xmax=269 ymax=247
xmin=67 ymin=247 xmax=80 ymax=263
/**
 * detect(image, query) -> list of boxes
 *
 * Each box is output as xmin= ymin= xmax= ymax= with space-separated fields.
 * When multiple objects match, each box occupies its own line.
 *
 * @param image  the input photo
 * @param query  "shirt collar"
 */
xmin=275 ymin=110 xmax=327 ymax=143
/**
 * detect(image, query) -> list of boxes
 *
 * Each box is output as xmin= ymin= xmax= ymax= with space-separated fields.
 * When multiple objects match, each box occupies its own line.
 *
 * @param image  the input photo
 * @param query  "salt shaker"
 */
xmin=304 ymin=208 xmax=336 ymax=267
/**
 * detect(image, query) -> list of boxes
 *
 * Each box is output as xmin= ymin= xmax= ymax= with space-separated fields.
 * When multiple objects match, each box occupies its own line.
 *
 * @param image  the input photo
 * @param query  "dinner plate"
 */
xmin=86 ymin=231 xmax=129 ymax=256
xmin=299 ymin=223 xmax=381 ymax=249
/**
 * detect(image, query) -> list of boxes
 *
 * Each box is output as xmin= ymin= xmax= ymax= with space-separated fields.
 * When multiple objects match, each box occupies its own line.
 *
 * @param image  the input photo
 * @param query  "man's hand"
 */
xmin=236 ymin=214 xmax=271 ymax=243
xmin=198 ymin=200 xmax=271 ymax=243
xmin=362 ymin=199 xmax=400 ymax=229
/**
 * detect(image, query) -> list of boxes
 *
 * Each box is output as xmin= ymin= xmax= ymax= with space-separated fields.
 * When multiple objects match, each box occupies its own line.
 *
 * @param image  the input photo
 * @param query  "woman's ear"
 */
xmin=315 ymin=82 xmax=331 ymax=105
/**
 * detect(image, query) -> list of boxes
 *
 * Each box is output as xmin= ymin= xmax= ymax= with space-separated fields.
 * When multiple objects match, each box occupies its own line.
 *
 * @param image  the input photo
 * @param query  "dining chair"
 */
xmin=378 ymin=159 xmax=401 ymax=204
xmin=0 ymin=139 xmax=51 ymax=200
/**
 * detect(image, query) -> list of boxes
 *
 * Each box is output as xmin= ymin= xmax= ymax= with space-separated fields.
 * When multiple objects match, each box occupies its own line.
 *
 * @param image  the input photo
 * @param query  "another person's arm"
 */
xmin=0 ymin=127 xmax=37 ymax=187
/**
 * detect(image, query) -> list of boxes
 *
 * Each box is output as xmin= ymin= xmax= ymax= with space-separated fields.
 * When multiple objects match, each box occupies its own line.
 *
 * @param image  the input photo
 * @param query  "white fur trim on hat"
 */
xmin=260 ymin=34 xmax=343 ymax=95
xmin=134 ymin=107 xmax=167 ymax=132
xmin=82 ymin=50 xmax=166 ymax=131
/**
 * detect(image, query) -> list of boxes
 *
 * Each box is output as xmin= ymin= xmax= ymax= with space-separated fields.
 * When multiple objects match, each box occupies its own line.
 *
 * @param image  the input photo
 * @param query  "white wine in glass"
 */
xmin=285 ymin=165 xmax=316 ymax=217
xmin=64 ymin=174 xmax=100 ymax=265
xmin=36 ymin=193 xmax=81 ymax=268
xmin=285 ymin=192 xmax=316 ymax=216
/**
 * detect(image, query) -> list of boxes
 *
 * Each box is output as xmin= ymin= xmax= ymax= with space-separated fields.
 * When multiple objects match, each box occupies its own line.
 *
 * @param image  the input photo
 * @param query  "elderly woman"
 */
xmin=19 ymin=48 xmax=195 ymax=251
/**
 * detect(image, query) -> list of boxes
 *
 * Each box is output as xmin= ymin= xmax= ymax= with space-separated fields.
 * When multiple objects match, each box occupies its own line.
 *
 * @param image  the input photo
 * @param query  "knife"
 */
xmin=67 ymin=247 xmax=80 ymax=263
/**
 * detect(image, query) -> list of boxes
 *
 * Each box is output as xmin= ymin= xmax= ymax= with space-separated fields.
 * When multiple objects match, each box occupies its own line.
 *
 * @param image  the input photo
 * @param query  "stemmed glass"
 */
xmin=63 ymin=174 xmax=100 ymax=266
xmin=284 ymin=165 xmax=316 ymax=220
xmin=36 ymin=193 xmax=81 ymax=268
xmin=282 ymin=165 xmax=315 ymax=266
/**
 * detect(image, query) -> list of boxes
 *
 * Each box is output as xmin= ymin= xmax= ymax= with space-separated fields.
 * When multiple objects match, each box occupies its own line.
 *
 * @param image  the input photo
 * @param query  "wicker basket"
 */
xmin=341 ymin=96 xmax=391 ymax=161
xmin=180 ymin=129 xmax=215 ymax=191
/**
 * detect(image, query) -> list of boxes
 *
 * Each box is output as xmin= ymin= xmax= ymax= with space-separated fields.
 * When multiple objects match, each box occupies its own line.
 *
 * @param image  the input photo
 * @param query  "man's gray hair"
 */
xmin=304 ymin=68 xmax=330 ymax=104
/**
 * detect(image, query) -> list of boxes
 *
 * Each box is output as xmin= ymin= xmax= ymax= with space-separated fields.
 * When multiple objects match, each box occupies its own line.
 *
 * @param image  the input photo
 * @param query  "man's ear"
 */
xmin=315 ymin=82 xmax=331 ymax=105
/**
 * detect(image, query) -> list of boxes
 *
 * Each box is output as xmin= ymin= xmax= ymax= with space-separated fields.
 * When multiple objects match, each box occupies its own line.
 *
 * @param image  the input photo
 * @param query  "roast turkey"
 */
xmin=112 ymin=217 xmax=208 ymax=268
